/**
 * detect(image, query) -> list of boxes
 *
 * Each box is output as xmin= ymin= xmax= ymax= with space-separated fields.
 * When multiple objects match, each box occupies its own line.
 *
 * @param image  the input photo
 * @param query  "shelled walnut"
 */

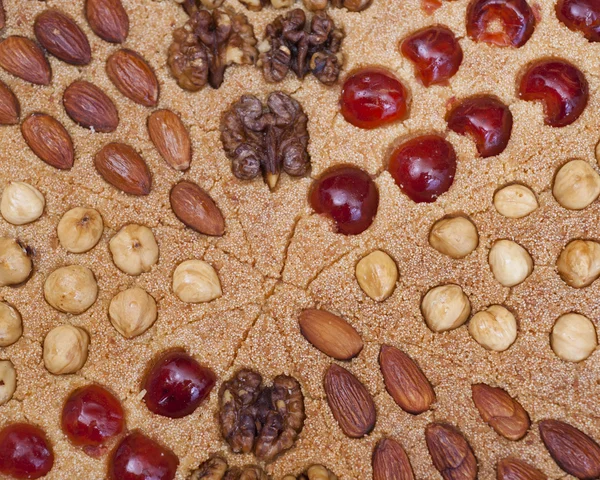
xmin=189 ymin=456 xmax=268 ymax=479
xmin=283 ymin=465 xmax=338 ymax=479
xmin=178 ymin=0 xmax=371 ymax=11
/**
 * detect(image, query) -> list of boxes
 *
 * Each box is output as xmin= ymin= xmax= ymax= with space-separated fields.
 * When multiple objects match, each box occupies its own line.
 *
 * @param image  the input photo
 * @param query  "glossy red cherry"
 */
xmin=388 ymin=135 xmax=457 ymax=203
xmin=556 ymin=0 xmax=600 ymax=41
xmin=447 ymin=96 xmax=513 ymax=157
xmin=0 ymin=423 xmax=53 ymax=479
xmin=340 ymin=68 xmax=409 ymax=129
xmin=143 ymin=351 xmax=216 ymax=419
xmin=108 ymin=431 xmax=178 ymax=480
xmin=466 ymin=0 xmax=536 ymax=47
xmin=400 ymin=26 xmax=463 ymax=87
xmin=519 ymin=59 xmax=588 ymax=127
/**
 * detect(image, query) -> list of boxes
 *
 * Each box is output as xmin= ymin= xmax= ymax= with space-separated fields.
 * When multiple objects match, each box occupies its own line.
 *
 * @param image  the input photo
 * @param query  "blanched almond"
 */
xmin=299 ymin=309 xmax=363 ymax=360
xmin=148 ymin=109 xmax=191 ymax=171
xmin=85 ymin=0 xmax=129 ymax=44
xmin=34 ymin=10 xmax=91 ymax=65
xmin=372 ymin=437 xmax=415 ymax=480
xmin=21 ymin=113 xmax=74 ymax=170
xmin=63 ymin=80 xmax=119 ymax=132
xmin=106 ymin=49 xmax=158 ymax=107
xmin=0 ymin=80 xmax=19 ymax=125
xmin=95 ymin=143 xmax=152 ymax=195
xmin=425 ymin=423 xmax=478 ymax=480
xmin=170 ymin=181 xmax=224 ymax=236
xmin=0 ymin=36 xmax=51 ymax=85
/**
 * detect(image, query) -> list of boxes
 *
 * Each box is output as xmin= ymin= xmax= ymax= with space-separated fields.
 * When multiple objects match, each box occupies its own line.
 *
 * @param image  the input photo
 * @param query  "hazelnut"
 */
xmin=57 ymin=207 xmax=104 ymax=253
xmin=199 ymin=0 xmax=225 ymax=7
xmin=493 ymin=184 xmax=538 ymax=218
xmin=271 ymin=0 xmax=294 ymax=6
xmin=109 ymin=224 xmax=159 ymax=276
xmin=0 ymin=237 xmax=32 ymax=287
xmin=429 ymin=216 xmax=479 ymax=258
xmin=355 ymin=250 xmax=398 ymax=301
xmin=553 ymin=160 xmax=600 ymax=210
xmin=556 ymin=239 xmax=600 ymax=288
xmin=468 ymin=305 xmax=517 ymax=352
xmin=0 ymin=181 xmax=45 ymax=225
xmin=488 ymin=240 xmax=533 ymax=287
xmin=0 ymin=360 xmax=16 ymax=405
xmin=109 ymin=287 xmax=157 ymax=338
xmin=44 ymin=265 xmax=98 ymax=314
xmin=173 ymin=259 xmax=222 ymax=303
xmin=421 ymin=284 xmax=471 ymax=332
xmin=303 ymin=0 xmax=328 ymax=9
xmin=43 ymin=325 xmax=89 ymax=374
xmin=551 ymin=313 xmax=597 ymax=362
xmin=0 ymin=302 xmax=22 ymax=347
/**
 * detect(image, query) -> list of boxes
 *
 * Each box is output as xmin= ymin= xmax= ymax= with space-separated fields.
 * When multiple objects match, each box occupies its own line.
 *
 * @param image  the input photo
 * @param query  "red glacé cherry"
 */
xmin=447 ymin=96 xmax=513 ymax=157
xmin=400 ymin=26 xmax=463 ymax=87
xmin=388 ymin=135 xmax=457 ymax=203
xmin=108 ymin=431 xmax=178 ymax=480
xmin=519 ymin=59 xmax=589 ymax=127
xmin=309 ymin=166 xmax=379 ymax=235
xmin=0 ymin=423 xmax=53 ymax=479
xmin=340 ymin=68 xmax=409 ymax=129
xmin=143 ymin=351 xmax=216 ymax=419
xmin=466 ymin=0 xmax=536 ymax=47
xmin=556 ymin=0 xmax=600 ymax=41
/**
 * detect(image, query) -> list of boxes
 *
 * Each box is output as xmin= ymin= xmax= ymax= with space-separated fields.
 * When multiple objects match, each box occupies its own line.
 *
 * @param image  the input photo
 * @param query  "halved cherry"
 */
xmin=556 ymin=0 xmax=600 ymax=41
xmin=518 ymin=59 xmax=588 ymax=127
xmin=0 ymin=423 xmax=54 ymax=479
xmin=447 ymin=96 xmax=513 ymax=157
xmin=400 ymin=25 xmax=463 ymax=87
xmin=466 ymin=0 xmax=536 ymax=47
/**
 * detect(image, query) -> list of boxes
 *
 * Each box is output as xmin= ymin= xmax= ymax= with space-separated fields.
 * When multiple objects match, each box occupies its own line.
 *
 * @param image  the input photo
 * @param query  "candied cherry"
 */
xmin=143 ymin=350 xmax=216 ymax=419
xmin=466 ymin=0 xmax=536 ymax=47
xmin=108 ymin=431 xmax=178 ymax=480
xmin=447 ymin=96 xmax=513 ymax=157
xmin=400 ymin=26 xmax=463 ymax=87
xmin=309 ymin=166 xmax=379 ymax=235
xmin=340 ymin=68 xmax=409 ymax=129
xmin=556 ymin=0 xmax=600 ymax=41
xmin=0 ymin=423 xmax=53 ymax=479
xmin=518 ymin=59 xmax=588 ymax=127
xmin=388 ymin=135 xmax=457 ymax=203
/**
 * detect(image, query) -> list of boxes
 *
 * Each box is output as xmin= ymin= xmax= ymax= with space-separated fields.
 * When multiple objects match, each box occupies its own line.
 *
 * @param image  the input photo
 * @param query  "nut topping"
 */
xmin=148 ymin=109 xmax=192 ymax=171
xmin=493 ymin=184 xmax=538 ymax=218
xmin=551 ymin=313 xmax=597 ymax=362
xmin=429 ymin=216 xmax=479 ymax=259
xmin=190 ymin=456 xmax=270 ymax=479
xmin=170 ymin=181 xmax=225 ymax=236
xmin=85 ymin=0 xmax=129 ymax=44
xmin=0 ymin=80 xmax=19 ymax=125
xmin=0 ymin=36 xmax=51 ymax=85
xmin=372 ymin=437 xmax=415 ymax=480
xmin=496 ymin=458 xmax=546 ymax=480
xmin=57 ymin=207 xmax=104 ymax=254
xmin=293 ymin=465 xmax=338 ymax=480
xmin=106 ymin=49 xmax=159 ymax=107
xmin=421 ymin=284 xmax=471 ymax=332
xmin=21 ymin=113 xmax=74 ymax=170
xmin=109 ymin=287 xmax=157 ymax=338
xmin=0 ymin=237 xmax=32 ymax=287
xmin=305 ymin=0 xmax=372 ymax=10
xmin=34 ymin=10 xmax=91 ymax=66
xmin=0 ymin=302 xmax=22 ymax=347
xmin=488 ymin=240 xmax=533 ymax=287
xmin=109 ymin=224 xmax=159 ymax=276
xmin=425 ymin=423 xmax=478 ymax=480
xmin=173 ymin=259 xmax=222 ymax=303
xmin=355 ymin=250 xmax=398 ymax=301
xmin=1 ymin=181 xmax=45 ymax=225
xmin=43 ymin=325 xmax=89 ymax=375
xmin=553 ymin=159 xmax=600 ymax=210
xmin=94 ymin=143 xmax=152 ymax=195
xmin=44 ymin=265 xmax=98 ymax=314
xmin=557 ymin=239 xmax=600 ymax=288
xmin=63 ymin=81 xmax=119 ymax=133
xmin=468 ymin=305 xmax=517 ymax=352
xmin=0 ymin=361 xmax=16 ymax=406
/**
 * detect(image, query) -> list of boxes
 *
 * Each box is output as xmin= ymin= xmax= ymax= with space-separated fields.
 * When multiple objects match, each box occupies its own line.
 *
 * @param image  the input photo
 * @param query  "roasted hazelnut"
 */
xmin=553 ymin=160 xmax=600 ymax=210
xmin=43 ymin=325 xmax=89 ymax=374
xmin=0 ymin=237 xmax=32 ymax=287
xmin=109 ymin=224 xmax=159 ymax=276
xmin=488 ymin=240 xmax=533 ymax=287
xmin=0 ymin=181 xmax=45 ymax=225
xmin=468 ymin=305 xmax=517 ymax=351
xmin=303 ymin=0 xmax=328 ymax=8
xmin=109 ymin=287 xmax=157 ymax=338
xmin=493 ymin=184 xmax=538 ymax=218
xmin=173 ymin=260 xmax=222 ymax=303
xmin=44 ymin=265 xmax=98 ymax=314
xmin=556 ymin=239 xmax=600 ymax=288
xmin=0 ymin=302 xmax=22 ymax=347
xmin=421 ymin=284 xmax=471 ymax=332
xmin=0 ymin=360 xmax=16 ymax=405
xmin=429 ymin=216 xmax=478 ymax=258
xmin=551 ymin=313 xmax=597 ymax=362
xmin=57 ymin=207 xmax=104 ymax=253
xmin=355 ymin=250 xmax=398 ymax=301
xmin=271 ymin=0 xmax=294 ymax=6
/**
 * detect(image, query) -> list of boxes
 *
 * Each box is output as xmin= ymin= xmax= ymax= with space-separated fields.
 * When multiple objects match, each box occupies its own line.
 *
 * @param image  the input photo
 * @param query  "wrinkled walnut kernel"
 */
xmin=190 ymin=456 xmax=269 ymax=479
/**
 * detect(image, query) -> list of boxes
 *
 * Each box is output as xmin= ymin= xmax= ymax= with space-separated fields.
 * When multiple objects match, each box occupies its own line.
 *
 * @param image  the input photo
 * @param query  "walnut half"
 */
xmin=189 ymin=456 xmax=270 ymax=479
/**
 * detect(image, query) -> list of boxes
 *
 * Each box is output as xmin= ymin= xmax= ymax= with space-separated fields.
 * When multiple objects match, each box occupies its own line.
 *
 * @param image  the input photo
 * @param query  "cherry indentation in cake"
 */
xmin=340 ymin=68 xmax=409 ymax=129
xmin=143 ymin=350 xmax=216 ymax=419
xmin=0 ymin=423 xmax=54 ymax=479
xmin=556 ymin=0 xmax=600 ymax=41
xmin=400 ymin=25 xmax=463 ymax=87
xmin=309 ymin=166 xmax=379 ymax=235
xmin=447 ymin=96 xmax=513 ymax=157
xmin=466 ymin=0 xmax=536 ymax=47
xmin=518 ymin=59 xmax=589 ymax=127
xmin=108 ymin=431 xmax=178 ymax=480
xmin=388 ymin=135 xmax=457 ymax=203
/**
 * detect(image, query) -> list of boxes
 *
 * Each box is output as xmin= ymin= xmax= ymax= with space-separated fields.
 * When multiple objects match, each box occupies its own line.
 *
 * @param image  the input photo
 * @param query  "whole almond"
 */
xmin=63 ymin=80 xmax=119 ymax=132
xmin=0 ymin=0 xmax=5 ymax=30
xmin=85 ymin=0 xmax=129 ymax=44
xmin=170 ymin=181 xmax=225 ymax=236
xmin=0 ymin=80 xmax=19 ymax=125
xmin=425 ymin=423 xmax=478 ymax=480
xmin=34 ymin=10 xmax=91 ymax=65
xmin=471 ymin=384 xmax=530 ymax=441
xmin=539 ymin=419 xmax=600 ymax=479
xmin=0 ymin=36 xmax=51 ymax=85
xmin=106 ymin=49 xmax=158 ymax=107
xmin=21 ymin=113 xmax=74 ymax=170
xmin=372 ymin=438 xmax=415 ymax=480
xmin=324 ymin=364 xmax=376 ymax=438
xmin=299 ymin=309 xmax=363 ymax=360
xmin=497 ymin=458 xmax=546 ymax=480
xmin=95 ymin=143 xmax=152 ymax=195
xmin=148 ymin=109 xmax=191 ymax=171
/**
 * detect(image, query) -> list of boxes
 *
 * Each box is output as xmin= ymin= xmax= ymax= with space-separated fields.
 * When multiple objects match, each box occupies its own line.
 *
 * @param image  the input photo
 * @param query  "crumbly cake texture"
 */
xmin=0 ymin=0 xmax=599 ymax=478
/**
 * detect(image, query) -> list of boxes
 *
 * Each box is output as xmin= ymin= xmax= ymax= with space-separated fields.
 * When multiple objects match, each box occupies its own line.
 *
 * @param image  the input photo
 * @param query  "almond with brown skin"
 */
xmin=425 ymin=423 xmax=478 ymax=480
xmin=0 ymin=0 xmax=5 ymax=30
xmin=497 ymin=458 xmax=546 ymax=480
xmin=21 ymin=113 xmax=74 ymax=170
xmin=471 ymin=384 xmax=530 ymax=441
xmin=85 ymin=0 xmax=129 ymax=44
xmin=379 ymin=344 xmax=435 ymax=415
xmin=0 ymin=36 xmax=51 ymax=85
xmin=299 ymin=309 xmax=363 ymax=360
xmin=0 ymin=80 xmax=19 ymax=125
xmin=539 ymin=419 xmax=600 ymax=479
xmin=148 ymin=109 xmax=191 ymax=171
xmin=106 ymin=49 xmax=158 ymax=107
xmin=94 ymin=143 xmax=152 ymax=195
xmin=63 ymin=80 xmax=119 ymax=132
xmin=170 ymin=181 xmax=225 ymax=236
xmin=372 ymin=438 xmax=415 ymax=480
xmin=324 ymin=364 xmax=376 ymax=438
xmin=34 ymin=10 xmax=91 ymax=65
